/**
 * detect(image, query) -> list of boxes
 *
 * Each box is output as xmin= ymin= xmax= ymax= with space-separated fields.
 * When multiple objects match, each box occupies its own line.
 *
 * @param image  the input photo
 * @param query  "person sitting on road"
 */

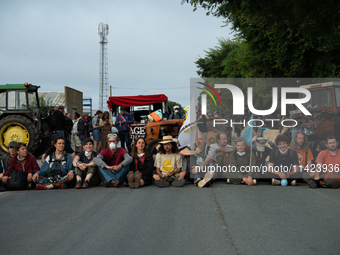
xmin=289 ymin=131 xmax=314 ymax=179
xmin=203 ymin=132 xmax=234 ymax=179
xmin=0 ymin=141 xmax=17 ymax=182
xmin=303 ymin=136 xmax=340 ymax=189
xmin=168 ymin=105 xmax=182 ymax=120
xmin=180 ymin=132 xmax=214 ymax=188
xmin=93 ymin=133 xmax=132 ymax=187
xmin=41 ymin=134 xmax=76 ymax=163
xmin=153 ymin=135 xmax=185 ymax=187
xmin=33 ymin=136 xmax=75 ymax=189
xmin=252 ymin=136 xmax=275 ymax=182
xmin=2 ymin=142 xmax=40 ymax=189
xmin=227 ymin=137 xmax=256 ymax=185
xmin=73 ymin=138 xmax=101 ymax=189
xmin=127 ymin=137 xmax=154 ymax=189
xmin=268 ymin=135 xmax=299 ymax=186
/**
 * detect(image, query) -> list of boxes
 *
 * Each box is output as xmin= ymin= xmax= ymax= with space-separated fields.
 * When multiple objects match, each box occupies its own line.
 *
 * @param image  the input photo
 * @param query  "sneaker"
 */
xmin=82 ymin=180 xmax=89 ymax=189
xmin=75 ymin=180 xmax=82 ymax=189
xmin=154 ymin=180 xmax=170 ymax=188
xmin=172 ymin=179 xmax=186 ymax=187
xmin=252 ymin=179 xmax=257 ymax=185
xmin=272 ymin=179 xmax=281 ymax=186
xmin=322 ymin=179 xmax=340 ymax=189
xmin=198 ymin=171 xmax=214 ymax=188
xmin=109 ymin=179 xmax=119 ymax=187
xmin=194 ymin=178 xmax=201 ymax=186
xmin=127 ymin=171 xmax=135 ymax=189
xmin=290 ymin=180 xmax=296 ymax=186
xmin=302 ymin=172 xmax=317 ymax=189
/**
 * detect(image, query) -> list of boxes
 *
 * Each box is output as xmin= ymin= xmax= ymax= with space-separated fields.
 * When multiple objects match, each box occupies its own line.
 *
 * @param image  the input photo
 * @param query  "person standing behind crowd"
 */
xmin=64 ymin=112 xmax=73 ymax=142
xmin=78 ymin=114 xmax=88 ymax=143
xmin=72 ymin=112 xmax=82 ymax=153
xmin=115 ymin=106 xmax=134 ymax=153
xmin=92 ymin=110 xmax=103 ymax=152
xmin=100 ymin=111 xmax=112 ymax=150
xmin=168 ymin=105 xmax=182 ymax=119
xmin=52 ymin=105 xmax=67 ymax=137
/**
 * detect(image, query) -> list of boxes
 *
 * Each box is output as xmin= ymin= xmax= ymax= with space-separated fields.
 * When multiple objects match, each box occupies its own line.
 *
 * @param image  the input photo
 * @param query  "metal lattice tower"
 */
xmin=98 ymin=23 xmax=109 ymax=111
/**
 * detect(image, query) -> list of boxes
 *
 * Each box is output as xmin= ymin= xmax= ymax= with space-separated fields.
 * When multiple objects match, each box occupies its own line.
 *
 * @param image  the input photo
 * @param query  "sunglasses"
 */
xmin=107 ymin=133 xmax=118 ymax=138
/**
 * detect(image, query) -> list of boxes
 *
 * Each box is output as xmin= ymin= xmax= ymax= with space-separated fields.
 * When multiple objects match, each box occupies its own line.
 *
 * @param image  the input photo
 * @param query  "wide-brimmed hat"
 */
xmin=159 ymin=135 xmax=177 ymax=144
xmin=255 ymin=137 xmax=266 ymax=152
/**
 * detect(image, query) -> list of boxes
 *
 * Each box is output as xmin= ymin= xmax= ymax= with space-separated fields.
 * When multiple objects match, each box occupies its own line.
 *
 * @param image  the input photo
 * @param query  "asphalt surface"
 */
xmin=1 ymin=181 xmax=339 ymax=255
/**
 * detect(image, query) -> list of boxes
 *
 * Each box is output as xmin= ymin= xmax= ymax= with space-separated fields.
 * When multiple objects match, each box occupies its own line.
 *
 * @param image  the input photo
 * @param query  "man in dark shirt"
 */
xmin=115 ymin=106 xmax=134 ymax=153
xmin=52 ymin=105 xmax=67 ymax=137
xmin=268 ymin=135 xmax=299 ymax=186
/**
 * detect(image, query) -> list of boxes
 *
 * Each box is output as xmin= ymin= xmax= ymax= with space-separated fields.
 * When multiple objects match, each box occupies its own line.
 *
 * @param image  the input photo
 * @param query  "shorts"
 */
xmin=92 ymin=129 xmax=101 ymax=141
xmin=72 ymin=134 xmax=82 ymax=147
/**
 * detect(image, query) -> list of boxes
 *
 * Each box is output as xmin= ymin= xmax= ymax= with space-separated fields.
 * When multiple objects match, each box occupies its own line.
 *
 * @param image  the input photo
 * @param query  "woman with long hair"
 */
xmin=127 ymin=138 xmax=154 ymax=188
xmin=100 ymin=111 xmax=112 ymax=151
xmin=34 ymin=136 xmax=75 ymax=189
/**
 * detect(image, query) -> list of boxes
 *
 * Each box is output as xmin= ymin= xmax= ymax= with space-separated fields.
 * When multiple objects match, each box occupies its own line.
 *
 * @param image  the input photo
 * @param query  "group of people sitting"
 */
xmin=0 ymin=129 xmax=340 ymax=191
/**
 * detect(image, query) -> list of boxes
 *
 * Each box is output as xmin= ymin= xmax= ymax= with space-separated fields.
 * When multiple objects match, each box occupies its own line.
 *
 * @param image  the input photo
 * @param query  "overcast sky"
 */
xmin=0 ymin=0 xmax=233 ymax=111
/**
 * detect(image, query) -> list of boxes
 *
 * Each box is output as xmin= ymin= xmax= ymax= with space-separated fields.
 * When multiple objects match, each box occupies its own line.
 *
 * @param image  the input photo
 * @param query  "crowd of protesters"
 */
xmin=0 ymin=105 xmax=340 ymax=192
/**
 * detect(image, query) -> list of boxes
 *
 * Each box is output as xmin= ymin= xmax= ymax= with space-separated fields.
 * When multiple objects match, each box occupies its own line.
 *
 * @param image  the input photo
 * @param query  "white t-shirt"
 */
xmin=154 ymin=153 xmax=183 ymax=175
xmin=208 ymin=143 xmax=234 ymax=165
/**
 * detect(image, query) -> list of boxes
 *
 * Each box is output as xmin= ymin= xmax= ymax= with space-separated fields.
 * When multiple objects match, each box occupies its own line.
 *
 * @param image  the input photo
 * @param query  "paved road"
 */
xmin=1 ymin=182 xmax=339 ymax=255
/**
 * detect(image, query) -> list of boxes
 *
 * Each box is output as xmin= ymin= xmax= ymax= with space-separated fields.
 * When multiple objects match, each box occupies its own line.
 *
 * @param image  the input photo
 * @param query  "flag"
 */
xmin=241 ymin=114 xmax=253 ymax=148
xmin=177 ymin=97 xmax=197 ymax=149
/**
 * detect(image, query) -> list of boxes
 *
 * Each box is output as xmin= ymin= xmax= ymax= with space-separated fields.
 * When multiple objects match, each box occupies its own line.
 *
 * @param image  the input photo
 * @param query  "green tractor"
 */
xmin=0 ymin=83 xmax=51 ymax=156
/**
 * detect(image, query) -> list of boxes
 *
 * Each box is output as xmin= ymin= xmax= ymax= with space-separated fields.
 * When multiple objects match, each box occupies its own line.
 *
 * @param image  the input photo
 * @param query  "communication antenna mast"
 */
xmin=98 ymin=23 xmax=109 ymax=111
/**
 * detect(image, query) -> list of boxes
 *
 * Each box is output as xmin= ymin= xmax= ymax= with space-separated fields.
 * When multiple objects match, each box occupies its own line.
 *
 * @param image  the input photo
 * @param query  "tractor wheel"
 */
xmin=147 ymin=139 xmax=162 ymax=156
xmin=33 ymin=120 xmax=51 ymax=157
xmin=0 ymin=115 xmax=39 ymax=156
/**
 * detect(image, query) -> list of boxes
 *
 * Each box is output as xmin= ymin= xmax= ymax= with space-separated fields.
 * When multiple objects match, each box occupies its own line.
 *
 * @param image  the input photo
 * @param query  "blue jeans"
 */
xmin=119 ymin=130 xmax=131 ymax=153
xmin=98 ymin=164 xmax=130 ymax=185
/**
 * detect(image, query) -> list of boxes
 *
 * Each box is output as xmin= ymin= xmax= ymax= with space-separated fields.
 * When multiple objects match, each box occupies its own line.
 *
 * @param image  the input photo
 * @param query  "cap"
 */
xmin=51 ymin=133 xmax=60 ymax=141
xmin=84 ymin=137 xmax=94 ymax=144
xmin=255 ymin=137 xmax=266 ymax=152
xmin=8 ymin=141 xmax=17 ymax=148
xmin=173 ymin=105 xmax=179 ymax=110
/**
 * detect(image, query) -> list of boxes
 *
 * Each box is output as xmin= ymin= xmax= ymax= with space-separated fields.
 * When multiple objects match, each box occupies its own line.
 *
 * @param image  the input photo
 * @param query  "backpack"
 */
xmin=87 ymin=117 xmax=93 ymax=133
xmin=46 ymin=152 xmax=69 ymax=178
xmin=6 ymin=170 xmax=28 ymax=190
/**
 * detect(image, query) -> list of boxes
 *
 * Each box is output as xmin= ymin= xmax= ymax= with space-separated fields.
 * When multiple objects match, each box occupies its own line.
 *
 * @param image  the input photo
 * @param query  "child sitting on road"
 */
xmin=227 ymin=137 xmax=256 ymax=185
